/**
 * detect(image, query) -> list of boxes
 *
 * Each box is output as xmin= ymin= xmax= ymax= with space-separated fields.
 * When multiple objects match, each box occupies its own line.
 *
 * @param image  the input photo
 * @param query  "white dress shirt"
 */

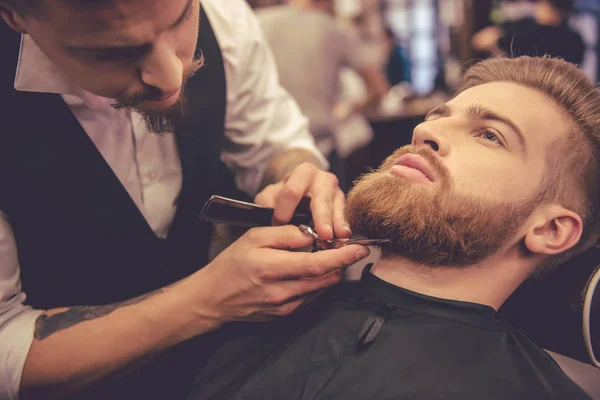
xmin=0 ymin=0 xmax=325 ymax=398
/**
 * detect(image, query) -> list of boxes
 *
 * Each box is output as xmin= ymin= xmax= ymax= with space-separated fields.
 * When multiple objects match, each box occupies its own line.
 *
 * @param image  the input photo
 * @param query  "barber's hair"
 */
xmin=2 ymin=0 xmax=111 ymax=16
xmin=459 ymin=56 xmax=600 ymax=268
xmin=1 ymin=0 xmax=42 ymax=16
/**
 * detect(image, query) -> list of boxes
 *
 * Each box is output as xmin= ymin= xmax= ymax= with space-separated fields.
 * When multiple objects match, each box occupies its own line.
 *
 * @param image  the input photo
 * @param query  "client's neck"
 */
xmin=370 ymin=253 xmax=531 ymax=311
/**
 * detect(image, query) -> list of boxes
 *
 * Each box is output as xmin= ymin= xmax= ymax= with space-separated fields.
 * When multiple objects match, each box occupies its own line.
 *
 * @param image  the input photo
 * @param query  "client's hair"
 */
xmin=460 ymin=56 xmax=600 ymax=267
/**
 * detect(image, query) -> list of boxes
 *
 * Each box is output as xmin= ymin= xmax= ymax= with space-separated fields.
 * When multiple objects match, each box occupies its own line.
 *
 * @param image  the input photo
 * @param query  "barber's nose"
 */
xmin=140 ymin=42 xmax=183 ymax=94
xmin=412 ymin=122 xmax=449 ymax=156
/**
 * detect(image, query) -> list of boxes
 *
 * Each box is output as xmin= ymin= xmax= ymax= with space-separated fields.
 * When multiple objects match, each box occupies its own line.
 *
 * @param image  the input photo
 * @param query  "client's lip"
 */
xmin=389 ymin=154 xmax=436 ymax=182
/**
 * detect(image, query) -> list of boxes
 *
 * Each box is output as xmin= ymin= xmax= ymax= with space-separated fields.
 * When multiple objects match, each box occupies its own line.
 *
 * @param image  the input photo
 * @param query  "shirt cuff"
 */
xmin=0 ymin=308 xmax=43 ymax=400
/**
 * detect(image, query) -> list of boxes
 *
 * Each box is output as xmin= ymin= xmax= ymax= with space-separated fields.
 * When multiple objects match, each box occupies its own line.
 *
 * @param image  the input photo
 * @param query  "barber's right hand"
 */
xmin=191 ymin=225 xmax=370 ymax=325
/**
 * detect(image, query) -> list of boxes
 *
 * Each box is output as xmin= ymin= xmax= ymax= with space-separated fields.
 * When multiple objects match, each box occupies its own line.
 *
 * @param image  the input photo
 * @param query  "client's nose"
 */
xmin=412 ymin=123 xmax=447 ymax=155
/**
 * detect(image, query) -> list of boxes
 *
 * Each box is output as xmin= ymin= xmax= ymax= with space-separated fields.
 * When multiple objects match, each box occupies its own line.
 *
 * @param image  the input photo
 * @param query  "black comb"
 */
xmin=198 ymin=195 xmax=312 ymax=227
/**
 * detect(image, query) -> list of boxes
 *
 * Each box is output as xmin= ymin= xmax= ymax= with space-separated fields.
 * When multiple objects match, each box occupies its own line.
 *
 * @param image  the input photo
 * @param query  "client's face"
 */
xmin=345 ymin=82 xmax=573 ymax=267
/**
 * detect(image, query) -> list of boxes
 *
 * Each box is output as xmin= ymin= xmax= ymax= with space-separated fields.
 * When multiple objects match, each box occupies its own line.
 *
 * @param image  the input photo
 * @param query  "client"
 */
xmin=187 ymin=56 xmax=599 ymax=399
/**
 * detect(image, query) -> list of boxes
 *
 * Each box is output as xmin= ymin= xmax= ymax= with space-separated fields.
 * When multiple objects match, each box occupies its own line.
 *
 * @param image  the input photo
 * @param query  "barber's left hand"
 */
xmin=255 ymin=162 xmax=351 ymax=240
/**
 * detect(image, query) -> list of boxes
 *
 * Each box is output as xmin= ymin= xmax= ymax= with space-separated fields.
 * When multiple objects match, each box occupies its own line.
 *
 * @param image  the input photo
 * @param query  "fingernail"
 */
xmin=356 ymin=248 xmax=370 ymax=260
xmin=325 ymin=224 xmax=333 ymax=236
xmin=343 ymin=226 xmax=352 ymax=236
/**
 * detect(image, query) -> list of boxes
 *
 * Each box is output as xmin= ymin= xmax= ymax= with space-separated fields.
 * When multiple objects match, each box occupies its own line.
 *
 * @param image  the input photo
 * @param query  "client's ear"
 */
xmin=524 ymin=204 xmax=583 ymax=256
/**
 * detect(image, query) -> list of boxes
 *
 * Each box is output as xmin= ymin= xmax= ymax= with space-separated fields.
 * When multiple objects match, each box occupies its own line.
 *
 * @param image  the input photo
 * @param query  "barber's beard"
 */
xmin=110 ymin=54 xmax=205 ymax=134
xmin=344 ymin=146 xmax=539 ymax=267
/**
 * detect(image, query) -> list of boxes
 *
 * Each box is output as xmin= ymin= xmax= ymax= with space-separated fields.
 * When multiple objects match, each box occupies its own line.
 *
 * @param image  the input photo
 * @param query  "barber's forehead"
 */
xmin=43 ymin=0 xmax=186 ymax=35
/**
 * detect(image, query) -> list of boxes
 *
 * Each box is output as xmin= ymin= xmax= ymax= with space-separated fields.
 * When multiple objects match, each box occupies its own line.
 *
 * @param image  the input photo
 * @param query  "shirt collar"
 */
xmin=360 ymin=264 xmax=502 ymax=330
xmin=14 ymin=34 xmax=114 ymax=110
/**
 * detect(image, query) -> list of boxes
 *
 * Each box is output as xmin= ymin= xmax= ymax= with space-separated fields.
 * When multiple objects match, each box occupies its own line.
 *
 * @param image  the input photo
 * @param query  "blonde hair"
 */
xmin=459 ymin=56 xmax=600 ymax=267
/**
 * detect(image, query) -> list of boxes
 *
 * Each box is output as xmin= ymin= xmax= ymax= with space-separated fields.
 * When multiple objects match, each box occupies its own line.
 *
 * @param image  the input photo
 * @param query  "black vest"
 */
xmin=0 ymin=7 xmax=225 ymax=399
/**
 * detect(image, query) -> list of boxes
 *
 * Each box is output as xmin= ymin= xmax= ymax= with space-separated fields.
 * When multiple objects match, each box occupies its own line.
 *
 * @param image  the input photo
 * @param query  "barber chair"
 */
xmin=498 ymin=247 xmax=600 ymax=398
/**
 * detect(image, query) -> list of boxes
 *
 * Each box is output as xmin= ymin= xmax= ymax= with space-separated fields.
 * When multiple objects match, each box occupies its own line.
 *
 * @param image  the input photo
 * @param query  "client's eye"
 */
xmin=478 ymin=129 xmax=503 ymax=146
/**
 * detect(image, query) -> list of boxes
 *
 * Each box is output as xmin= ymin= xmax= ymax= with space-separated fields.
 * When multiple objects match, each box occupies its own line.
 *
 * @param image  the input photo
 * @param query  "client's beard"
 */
xmin=344 ymin=146 xmax=539 ymax=267
xmin=110 ymin=55 xmax=205 ymax=134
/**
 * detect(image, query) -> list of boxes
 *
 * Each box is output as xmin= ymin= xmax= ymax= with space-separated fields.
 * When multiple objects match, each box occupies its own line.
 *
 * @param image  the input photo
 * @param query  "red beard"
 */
xmin=344 ymin=146 xmax=537 ymax=267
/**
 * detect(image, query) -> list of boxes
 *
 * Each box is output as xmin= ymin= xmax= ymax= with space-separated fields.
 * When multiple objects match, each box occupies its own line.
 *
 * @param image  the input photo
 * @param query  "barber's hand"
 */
xmin=255 ymin=162 xmax=351 ymax=240
xmin=196 ymin=225 xmax=369 ymax=323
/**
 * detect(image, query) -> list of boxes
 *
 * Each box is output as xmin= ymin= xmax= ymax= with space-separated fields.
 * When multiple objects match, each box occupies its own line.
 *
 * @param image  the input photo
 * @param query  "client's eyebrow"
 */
xmin=425 ymin=103 xmax=526 ymax=153
xmin=467 ymin=103 xmax=526 ymax=153
xmin=65 ymin=0 xmax=194 ymax=58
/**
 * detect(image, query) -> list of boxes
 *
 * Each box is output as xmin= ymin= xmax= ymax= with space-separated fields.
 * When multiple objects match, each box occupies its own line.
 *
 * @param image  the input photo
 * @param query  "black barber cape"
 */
xmin=188 ymin=266 xmax=590 ymax=400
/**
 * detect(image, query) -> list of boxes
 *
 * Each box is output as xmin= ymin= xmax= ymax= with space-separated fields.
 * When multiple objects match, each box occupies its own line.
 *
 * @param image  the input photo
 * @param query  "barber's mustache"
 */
xmin=112 ymin=55 xmax=205 ymax=109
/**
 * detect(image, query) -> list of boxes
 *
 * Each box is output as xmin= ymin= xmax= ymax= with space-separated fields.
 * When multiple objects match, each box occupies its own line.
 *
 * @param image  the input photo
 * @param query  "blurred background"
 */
xmin=247 ymin=0 xmax=598 ymax=192
xmin=212 ymin=1 xmax=600 ymax=394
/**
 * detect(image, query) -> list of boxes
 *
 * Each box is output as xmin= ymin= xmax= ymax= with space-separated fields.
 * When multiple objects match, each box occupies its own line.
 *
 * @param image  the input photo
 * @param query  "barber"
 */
xmin=0 ymin=0 xmax=370 ymax=399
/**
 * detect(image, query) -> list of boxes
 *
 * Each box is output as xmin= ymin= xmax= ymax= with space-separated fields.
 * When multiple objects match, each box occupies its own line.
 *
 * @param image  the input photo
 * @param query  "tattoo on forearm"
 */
xmin=34 ymin=289 xmax=163 ymax=340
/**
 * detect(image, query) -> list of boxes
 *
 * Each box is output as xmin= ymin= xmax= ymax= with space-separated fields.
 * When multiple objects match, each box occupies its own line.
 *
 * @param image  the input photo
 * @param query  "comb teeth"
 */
xmin=199 ymin=214 xmax=313 ymax=227
xmin=198 ymin=195 xmax=274 ymax=227
xmin=198 ymin=215 xmax=229 ymax=224
xmin=198 ymin=195 xmax=312 ymax=228
xmin=199 ymin=215 xmax=263 ymax=227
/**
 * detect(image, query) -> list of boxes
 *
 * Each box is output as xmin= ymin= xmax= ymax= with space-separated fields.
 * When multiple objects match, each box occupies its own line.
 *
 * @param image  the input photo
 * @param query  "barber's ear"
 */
xmin=524 ymin=204 xmax=583 ymax=256
xmin=0 ymin=5 xmax=28 ymax=34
